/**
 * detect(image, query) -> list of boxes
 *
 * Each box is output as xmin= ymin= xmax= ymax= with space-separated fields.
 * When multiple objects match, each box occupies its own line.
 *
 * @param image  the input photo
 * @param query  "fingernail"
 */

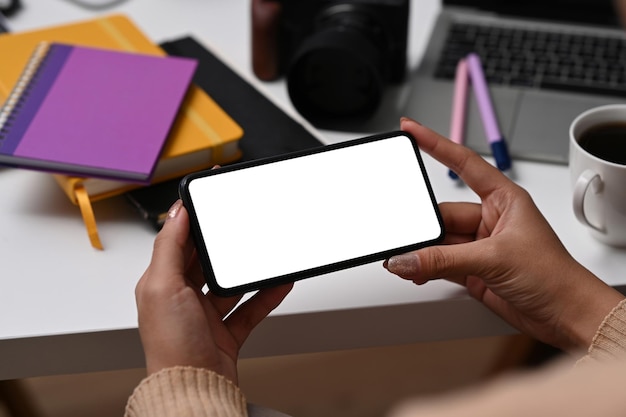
xmin=167 ymin=199 xmax=183 ymax=220
xmin=400 ymin=117 xmax=421 ymax=125
xmin=385 ymin=253 xmax=421 ymax=276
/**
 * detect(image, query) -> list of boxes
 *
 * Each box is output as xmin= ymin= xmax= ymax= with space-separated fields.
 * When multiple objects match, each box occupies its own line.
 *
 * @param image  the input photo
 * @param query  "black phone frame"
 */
xmin=179 ymin=130 xmax=445 ymax=296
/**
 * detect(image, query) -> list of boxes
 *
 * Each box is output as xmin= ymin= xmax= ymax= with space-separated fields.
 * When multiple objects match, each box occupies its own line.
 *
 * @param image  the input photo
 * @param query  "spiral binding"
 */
xmin=0 ymin=42 xmax=52 ymax=144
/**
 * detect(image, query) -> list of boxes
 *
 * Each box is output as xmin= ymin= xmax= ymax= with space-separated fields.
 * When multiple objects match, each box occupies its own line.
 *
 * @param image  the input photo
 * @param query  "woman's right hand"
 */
xmin=385 ymin=118 xmax=624 ymax=352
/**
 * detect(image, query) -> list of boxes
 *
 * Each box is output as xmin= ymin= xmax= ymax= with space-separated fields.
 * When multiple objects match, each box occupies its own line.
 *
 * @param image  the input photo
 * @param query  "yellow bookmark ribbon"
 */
xmin=74 ymin=184 xmax=104 ymax=250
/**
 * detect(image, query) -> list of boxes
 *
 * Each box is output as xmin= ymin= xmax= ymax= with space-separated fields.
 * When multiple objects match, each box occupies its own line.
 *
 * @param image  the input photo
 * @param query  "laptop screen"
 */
xmin=444 ymin=0 xmax=621 ymax=26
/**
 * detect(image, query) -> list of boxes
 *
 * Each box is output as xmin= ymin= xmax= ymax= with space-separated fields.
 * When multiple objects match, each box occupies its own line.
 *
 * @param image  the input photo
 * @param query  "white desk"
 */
xmin=1 ymin=0 xmax=625 ymax=380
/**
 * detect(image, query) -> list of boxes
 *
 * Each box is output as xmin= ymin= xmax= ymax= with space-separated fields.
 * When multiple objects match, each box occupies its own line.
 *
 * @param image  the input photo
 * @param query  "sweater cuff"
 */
xmin=584 ymin=298 xmax=626 ymax=362
xmin=125 ymin=366 xmax=248 ymax=417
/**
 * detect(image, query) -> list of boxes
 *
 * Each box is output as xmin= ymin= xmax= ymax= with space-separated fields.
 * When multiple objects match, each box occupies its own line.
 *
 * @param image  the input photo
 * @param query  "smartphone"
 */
xmin=179 ymin=131 xmax=444 ymax=296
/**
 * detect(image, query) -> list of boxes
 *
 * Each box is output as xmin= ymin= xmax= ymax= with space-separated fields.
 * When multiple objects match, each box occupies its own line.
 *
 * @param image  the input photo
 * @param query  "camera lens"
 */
xmin=286 ymin=7 xmax=388 ymax=125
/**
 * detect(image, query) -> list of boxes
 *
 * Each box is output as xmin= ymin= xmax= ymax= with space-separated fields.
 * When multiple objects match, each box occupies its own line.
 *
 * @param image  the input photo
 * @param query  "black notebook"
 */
xmin=126 ymin=36 xmax=324 ymax=229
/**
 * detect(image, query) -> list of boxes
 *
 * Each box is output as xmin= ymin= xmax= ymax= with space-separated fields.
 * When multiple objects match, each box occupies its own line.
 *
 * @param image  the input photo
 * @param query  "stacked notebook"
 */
xmin=0 ymin=15 xmax=244 ymax=249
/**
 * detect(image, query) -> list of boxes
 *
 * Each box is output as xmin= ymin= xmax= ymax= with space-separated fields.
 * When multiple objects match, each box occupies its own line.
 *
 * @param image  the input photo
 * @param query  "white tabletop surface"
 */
xmin=1 ymin=0 xmax=625 ymax=380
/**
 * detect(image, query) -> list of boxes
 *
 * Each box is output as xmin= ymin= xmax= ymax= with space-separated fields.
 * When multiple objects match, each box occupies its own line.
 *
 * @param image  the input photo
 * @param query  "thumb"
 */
xmin=385 ymin=240 xmax=492 ymax=285
xmin=144 ymin=199 xmax=193 ymax=288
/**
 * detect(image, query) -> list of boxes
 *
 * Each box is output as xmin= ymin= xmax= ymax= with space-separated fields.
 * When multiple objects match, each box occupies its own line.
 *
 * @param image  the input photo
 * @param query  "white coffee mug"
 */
xmin=570 ymin=104 xmax=626 ymax=247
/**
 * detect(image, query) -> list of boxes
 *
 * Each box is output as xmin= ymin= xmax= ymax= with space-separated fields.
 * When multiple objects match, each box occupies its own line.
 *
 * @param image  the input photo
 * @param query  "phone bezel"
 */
xmin=179 ymin=131 xmax=444 ymax=296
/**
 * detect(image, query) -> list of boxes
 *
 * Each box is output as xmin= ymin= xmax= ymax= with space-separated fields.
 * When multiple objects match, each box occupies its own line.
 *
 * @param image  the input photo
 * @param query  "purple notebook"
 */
xmin=0 ymin=42 xmax=197 ymax=181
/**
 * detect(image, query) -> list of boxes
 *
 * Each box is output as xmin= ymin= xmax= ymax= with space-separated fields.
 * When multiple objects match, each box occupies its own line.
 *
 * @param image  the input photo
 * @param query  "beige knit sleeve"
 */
xmin=124 ymin=366 xmax=248 ymax=417
xmin=577 ymin=297 xmax=626 ymax=365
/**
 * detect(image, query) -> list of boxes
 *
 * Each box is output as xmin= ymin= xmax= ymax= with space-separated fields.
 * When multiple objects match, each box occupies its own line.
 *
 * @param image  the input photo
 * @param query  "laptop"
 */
xmin=400 ymin=0 xmax=626 ymax=164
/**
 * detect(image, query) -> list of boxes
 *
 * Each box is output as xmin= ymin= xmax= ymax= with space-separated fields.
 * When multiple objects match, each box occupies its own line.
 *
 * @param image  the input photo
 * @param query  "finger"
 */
xmin=186 ymin=260 xmax=246 ymax=318
xmin=178 ymin=165 xmax=220 ymax=291
xmin=385 ymin=239 xmax=497 ymax=283
xmin=400 ymin=118 xmax=510 ymax=198
xmin=139 ymin=200 xmax=192 ymax=292
xmin=382 ymin=202 xmax=484 ymax=279
xmin=185 ymin=249 xmax=207 ymax=291
xmin=438 ymin=202 xmax=482 ymax=236
xmin=418 ymin=275 xmax=469 ymax=288
xmin=205 ymin=292 xmax=245 ymax=319
xmin=224 ymin=283 xmax=293 ymax=346
xmin=442 ymin=232 xmax=478 ymax=245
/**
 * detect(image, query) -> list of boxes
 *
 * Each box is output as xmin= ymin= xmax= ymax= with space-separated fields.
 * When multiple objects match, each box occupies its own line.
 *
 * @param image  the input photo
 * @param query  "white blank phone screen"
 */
xmin=187 ymin=134 xmax=441 ymax=290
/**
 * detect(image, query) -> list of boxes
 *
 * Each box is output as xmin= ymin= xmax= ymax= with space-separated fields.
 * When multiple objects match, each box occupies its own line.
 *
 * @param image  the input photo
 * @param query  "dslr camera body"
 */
xmin=252 ymin=0 xmax=409 ymax=126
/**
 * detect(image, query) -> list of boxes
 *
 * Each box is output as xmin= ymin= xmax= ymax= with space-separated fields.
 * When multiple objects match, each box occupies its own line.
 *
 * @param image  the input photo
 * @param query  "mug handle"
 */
xmin=572 ymin=169 xmax=605 ymax=233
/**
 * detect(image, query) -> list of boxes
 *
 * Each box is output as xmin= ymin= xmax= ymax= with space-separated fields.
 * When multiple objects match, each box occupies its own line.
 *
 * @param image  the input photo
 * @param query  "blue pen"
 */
xmin=466 ymin=53 xmax=512 ymax=171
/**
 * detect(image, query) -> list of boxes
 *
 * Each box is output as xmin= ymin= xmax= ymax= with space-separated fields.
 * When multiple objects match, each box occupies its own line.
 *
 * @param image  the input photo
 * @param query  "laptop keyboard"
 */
xmin=435 ymin=22 xmax=626 ymax=97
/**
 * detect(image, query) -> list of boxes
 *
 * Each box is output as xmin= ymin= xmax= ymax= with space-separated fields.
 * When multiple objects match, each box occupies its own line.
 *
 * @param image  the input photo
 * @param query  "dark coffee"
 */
xmin=578 ymin=122 xmax=626 ymax=165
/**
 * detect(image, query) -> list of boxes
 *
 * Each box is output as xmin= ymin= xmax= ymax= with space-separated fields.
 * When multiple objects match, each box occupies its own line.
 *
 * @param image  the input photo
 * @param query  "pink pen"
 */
xmin=466 ymin=53 xmax=512 ymax=171
xmin=448 ymin=58 xmax=468 ymax=180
